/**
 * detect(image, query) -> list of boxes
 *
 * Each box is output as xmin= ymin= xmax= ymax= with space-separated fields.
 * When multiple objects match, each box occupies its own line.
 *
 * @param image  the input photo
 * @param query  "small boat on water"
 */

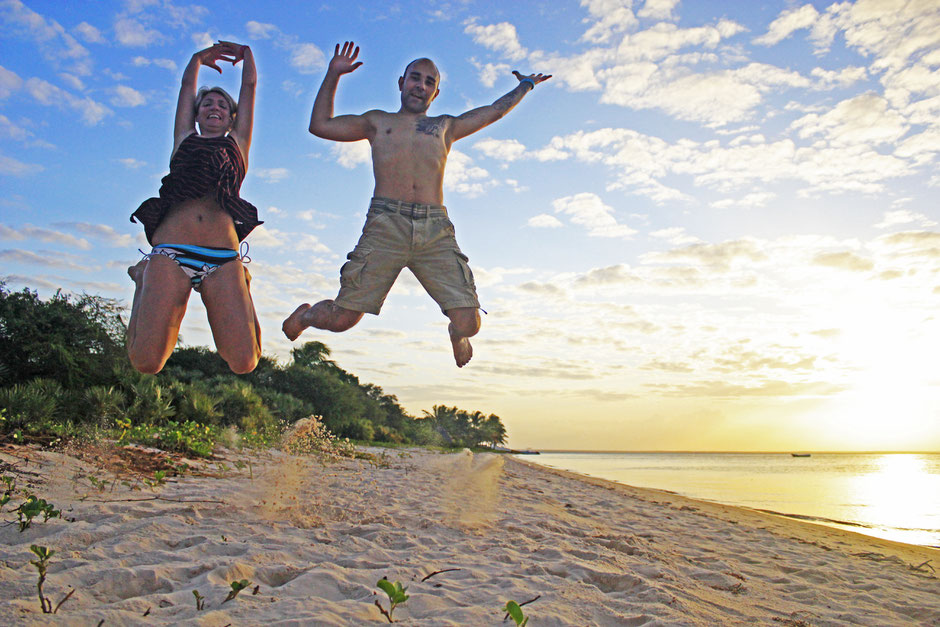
xmin=791 ymin=453 xmax=811 ymax=457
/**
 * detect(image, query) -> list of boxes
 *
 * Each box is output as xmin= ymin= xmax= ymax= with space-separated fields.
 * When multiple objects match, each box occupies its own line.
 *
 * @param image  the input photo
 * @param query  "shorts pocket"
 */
xmin=340 ymin=247 xmax=371 ymax=288
xmin=454 ymin=250 xmax=475 ymax=289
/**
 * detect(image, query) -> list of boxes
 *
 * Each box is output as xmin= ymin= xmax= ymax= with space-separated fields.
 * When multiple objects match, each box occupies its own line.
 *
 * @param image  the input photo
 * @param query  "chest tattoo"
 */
xmin=416 ymin=116 xmax=447 ymax=137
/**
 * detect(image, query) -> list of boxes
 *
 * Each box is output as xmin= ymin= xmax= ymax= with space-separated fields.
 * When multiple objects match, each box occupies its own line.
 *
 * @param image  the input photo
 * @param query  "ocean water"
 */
xmin=524 ymin=452 xmax=940 ymax=548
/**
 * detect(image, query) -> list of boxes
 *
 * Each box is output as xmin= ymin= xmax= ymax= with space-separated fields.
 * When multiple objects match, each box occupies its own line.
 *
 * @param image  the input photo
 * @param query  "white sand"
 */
xmin=1 ymin=445 xmax=937 ymax=626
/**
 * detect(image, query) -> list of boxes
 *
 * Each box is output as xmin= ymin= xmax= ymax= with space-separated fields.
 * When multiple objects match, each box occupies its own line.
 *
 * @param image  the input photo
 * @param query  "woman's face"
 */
xmin=196 ymin=92 xmax=232 ymax=134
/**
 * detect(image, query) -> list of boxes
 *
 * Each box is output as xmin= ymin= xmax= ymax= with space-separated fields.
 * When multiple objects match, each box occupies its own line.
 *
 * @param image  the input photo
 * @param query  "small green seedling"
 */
xmin=16 ymin=495 xmax=61 ymax=531
xmin=1 ymin=475 xmax=16 ymax=510
xmin=375 ymin=577 xmax=409 ymax=623
xmin=144 ymin=470 xmax=167 ymax=490
xmin=222 ymin=579 xmax=251 ymax=604
xmin=233 ymin=459 xmax=253 ymax=480
xmin=29 ymin=545 xmax=73 ymax=614
xmin=503 ymin=600 xmax=529 ymax=626
xmin=193 ymin=589 xmax=206 ymax=610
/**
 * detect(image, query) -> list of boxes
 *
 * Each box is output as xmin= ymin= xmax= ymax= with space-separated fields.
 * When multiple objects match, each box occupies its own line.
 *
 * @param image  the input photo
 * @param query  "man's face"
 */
xmin=398 ymin=59 xmax=440 ymax=114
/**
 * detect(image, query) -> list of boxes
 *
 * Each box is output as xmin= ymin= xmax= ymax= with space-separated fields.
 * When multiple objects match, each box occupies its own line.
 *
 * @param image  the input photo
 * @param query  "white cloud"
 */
xmin=753 ymin=4 xmax=820 ymax=46
xmin=239 ymin=22 xmax=325 ymax=75
xmin=875 ymin=210 xmax=937 ymax=230
xmin=53 ymin=222 xmax=135 ymax=247
xmin=474 ymin=138 xmax=526 ymax=162
xmin=254 ymin=167 xmax=290 ymax=183
xmin=553 ymin=192 xmax=636 ymax=238
xmin=0 ymin=65 xmax=23 ymax=98
xmin=131 ymin=56 xmax=176 ymax=71
xmin=642 ymin=238 xmax=766 ymax=272
xmin=790 ymin=93 xmax=908 ymax=147
xmin=332 ymin=142 xmax=371 ymax=169
xmin=1 ymin=0 xmax=93 ymax=74
xmin=637 ymin=0 xmax=680 ymax=21
xmin=469 ymin=59 xmax=511 ymax=88
xmin=73 ymin=21 xmax=104 ymax=44
xmin=580 ymin=0 xmax=638 ymax=44
xmin=111 ymin=85 xmax=146 ymax=107
xmin=0 ymin=223 xmax=90 ymax=249
xmin=24 ymin=77 xmax=112 ymax=124
xmin=246 ymin=20 xmax=278 ymax=40
xmin=443 ymin=149 xmax=491 ymax=197
xmin=810 ymin=66 xmax=867 ymax=89
xmin=464 ymin=20 xmax=528 ymax=61
xmin=114 ymin=17 xmax=161 ymax=47
xmin=528 ymin=214 xmax=563 ymax=229
xmin=117 ymin=157 xmax=146 ymax=169
xmin=0 ymin=153 xmax=43 ymax=176
xmin=290 ymin=43 xmax=326 ymax=74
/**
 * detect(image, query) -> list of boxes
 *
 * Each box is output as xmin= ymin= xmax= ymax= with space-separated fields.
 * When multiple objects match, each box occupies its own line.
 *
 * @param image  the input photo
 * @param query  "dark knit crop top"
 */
xmin=130 ymin=133 xmax=262 ymax=244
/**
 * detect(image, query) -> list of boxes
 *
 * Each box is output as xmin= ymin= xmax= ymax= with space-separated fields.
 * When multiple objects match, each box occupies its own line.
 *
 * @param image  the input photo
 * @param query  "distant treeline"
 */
xmin=0 ymin=283 xmax=507 ymax=450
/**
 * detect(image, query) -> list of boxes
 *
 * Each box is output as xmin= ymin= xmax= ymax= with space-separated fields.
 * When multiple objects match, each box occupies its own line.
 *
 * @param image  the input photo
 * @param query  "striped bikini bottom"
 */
xmin=142 ymin=243 xmax=248 ymax=291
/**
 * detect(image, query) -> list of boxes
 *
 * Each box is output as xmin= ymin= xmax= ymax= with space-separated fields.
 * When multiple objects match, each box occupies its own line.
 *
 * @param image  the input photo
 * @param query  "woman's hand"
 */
xmin=195 ymin=43 xmax=234 ymax=74
xmin=216 ymin=40 xmax=248 ymax=65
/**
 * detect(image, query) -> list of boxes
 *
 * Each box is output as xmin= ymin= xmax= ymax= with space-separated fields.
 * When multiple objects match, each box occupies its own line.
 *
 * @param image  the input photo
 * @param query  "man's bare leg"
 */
xmin=282 ymin=299 xmax=364 ymax=340
xmin=446 ymin=307 xmax=481 ymax=368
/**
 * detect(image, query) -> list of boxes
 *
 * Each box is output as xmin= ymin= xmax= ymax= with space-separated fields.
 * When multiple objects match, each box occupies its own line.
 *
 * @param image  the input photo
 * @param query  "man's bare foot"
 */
xmin=449 ymin=322 xmax=473 ymax=367
xmin=282 ymin=303 xmax=312 ymax=341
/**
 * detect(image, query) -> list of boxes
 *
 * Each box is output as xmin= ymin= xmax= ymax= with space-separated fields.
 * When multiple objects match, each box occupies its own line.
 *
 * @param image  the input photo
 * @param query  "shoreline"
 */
xmin=523 ymin=451 xmax=940 ymax=549
xmin=1 ymin=444 xmax=937 ymax=625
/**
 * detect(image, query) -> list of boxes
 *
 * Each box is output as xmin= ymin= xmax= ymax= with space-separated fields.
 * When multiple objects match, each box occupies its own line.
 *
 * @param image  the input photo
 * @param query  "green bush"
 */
xmin=126 ymin=420 xmax=217 ymax=457
xmin=0 ymin=379 xmax=62 ymax=433
xmin=83 ymin=386 xmax=127 ymax=429
xmin=124 ymin=378 xmax=176 ymax=425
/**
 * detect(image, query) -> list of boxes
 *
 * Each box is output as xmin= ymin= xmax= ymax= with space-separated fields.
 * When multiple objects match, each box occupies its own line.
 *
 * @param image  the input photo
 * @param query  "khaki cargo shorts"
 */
xmin=334 ymin=197 xmax=480 ymax=315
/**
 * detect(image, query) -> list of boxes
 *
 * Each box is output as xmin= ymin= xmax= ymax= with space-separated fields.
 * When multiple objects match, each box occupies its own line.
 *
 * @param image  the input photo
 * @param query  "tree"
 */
xmin=0 ymin=284 xmax=125 ymax=388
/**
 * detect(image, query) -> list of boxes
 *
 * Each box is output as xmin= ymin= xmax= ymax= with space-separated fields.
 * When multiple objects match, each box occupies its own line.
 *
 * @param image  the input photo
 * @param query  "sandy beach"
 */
xmin=1 ymin=443 xmax=937 ymax=626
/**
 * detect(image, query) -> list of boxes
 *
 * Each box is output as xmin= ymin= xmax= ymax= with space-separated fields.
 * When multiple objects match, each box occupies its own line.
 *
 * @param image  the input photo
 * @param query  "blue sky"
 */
xmin=2 ymin=0 xmax=939 ymax=451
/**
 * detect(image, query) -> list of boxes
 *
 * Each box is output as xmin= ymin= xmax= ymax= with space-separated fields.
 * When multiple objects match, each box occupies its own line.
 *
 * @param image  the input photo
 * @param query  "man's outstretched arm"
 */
xmin=449 ymin=70 xmax=551 ymax=142
xmin=309 ymin=41 xmax=374 ymax=142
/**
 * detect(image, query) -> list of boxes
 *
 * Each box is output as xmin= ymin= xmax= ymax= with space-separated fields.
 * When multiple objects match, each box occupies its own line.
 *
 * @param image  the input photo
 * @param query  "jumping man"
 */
xmin=282 ymin=41 xmax=550 ymax=367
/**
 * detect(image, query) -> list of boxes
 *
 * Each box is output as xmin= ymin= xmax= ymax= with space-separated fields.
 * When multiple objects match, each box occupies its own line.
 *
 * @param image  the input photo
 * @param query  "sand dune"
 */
xmin=1 ymin=444 xmax=937 ymax=625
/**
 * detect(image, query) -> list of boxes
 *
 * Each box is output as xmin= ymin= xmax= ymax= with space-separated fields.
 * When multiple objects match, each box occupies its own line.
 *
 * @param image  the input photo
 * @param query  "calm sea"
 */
xmin=524 ymin=452 xmax=940 ymax=548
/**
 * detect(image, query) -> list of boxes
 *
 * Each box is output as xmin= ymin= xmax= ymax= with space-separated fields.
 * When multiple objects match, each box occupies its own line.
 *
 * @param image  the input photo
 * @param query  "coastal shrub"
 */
xmin=0 ymin=379 xmax=62 ymax=433
xmin=336 ymin=418 xmax=375 ymax=442
xmin=256 ymin=388 xmax=310 ymax=424
xmin=83 ymin=386 xmax=127 ymax=429
xmin=125 ymin=420 xmax=217 ymax=458
xmin=214 ymin=380 xmax=274 ymax=431
xmin=175 ymin=387 xmax=223 ymax=425
xmin=281 ymin=415 xmax=354 ymax=459
xmin=124 ymin=378 xmax=176 ymax=425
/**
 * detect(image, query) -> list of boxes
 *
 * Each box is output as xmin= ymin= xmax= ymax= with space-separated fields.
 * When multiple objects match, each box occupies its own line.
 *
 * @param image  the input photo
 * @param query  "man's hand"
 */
xmin=329 ymin=41 xmax=364 ymax=76
xmin=512 ymin=70 xmax=552 ymax=88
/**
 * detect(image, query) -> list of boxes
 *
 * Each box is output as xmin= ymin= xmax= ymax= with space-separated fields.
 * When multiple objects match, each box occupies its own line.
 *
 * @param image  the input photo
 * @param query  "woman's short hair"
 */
xmin=194 ymin=86 xmax=237 ymax=122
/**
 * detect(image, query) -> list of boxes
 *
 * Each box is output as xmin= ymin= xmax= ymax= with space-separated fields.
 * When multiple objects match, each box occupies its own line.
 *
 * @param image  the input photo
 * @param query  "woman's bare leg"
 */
xmin=200 ymin=259 xmax=261 ymax=374
xmin=126 ymin=256 xmax=192 ymax=374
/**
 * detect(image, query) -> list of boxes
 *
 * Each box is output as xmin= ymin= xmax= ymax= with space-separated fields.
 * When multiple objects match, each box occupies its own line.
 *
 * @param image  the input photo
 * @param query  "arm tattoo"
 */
xmin=416 ymin=115 xmax=449 ymax=137
xmin=493 ymin=85 xmax=526 ymax=113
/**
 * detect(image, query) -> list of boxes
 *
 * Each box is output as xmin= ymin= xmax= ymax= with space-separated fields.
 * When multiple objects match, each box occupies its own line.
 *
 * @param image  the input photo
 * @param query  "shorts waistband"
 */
xmin=370 ymin=197 xmax=447 ymax=218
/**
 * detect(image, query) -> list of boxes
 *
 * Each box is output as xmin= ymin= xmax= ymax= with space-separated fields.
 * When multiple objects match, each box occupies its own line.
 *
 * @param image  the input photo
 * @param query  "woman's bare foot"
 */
xmin=449 ymin=322 xmax=473 ymax=368
xmin=282 ymin=303 xmax=312 ymax=341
